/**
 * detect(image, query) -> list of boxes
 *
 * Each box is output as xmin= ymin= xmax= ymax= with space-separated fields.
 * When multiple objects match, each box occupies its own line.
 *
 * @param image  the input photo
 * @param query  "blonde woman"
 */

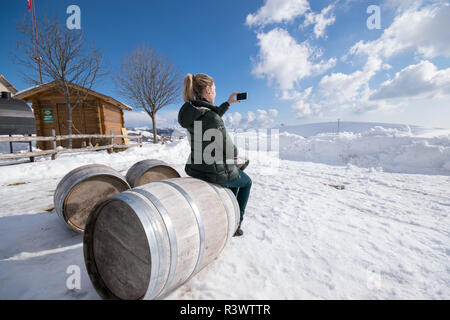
xmin=178 ymin=73 xmax=252 ymax=237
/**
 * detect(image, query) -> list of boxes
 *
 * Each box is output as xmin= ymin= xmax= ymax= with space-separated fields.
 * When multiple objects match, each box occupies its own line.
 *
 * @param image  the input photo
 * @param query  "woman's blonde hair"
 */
xmin=182 ymin=73 xmax=214 ymax=102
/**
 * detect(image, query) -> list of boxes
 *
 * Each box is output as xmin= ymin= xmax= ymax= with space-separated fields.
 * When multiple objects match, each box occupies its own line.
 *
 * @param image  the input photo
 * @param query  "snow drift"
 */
xmin=228 ymin=125 xmax=450 ymax=176
xmin=278 ymin=126 xmax=450 ymax=175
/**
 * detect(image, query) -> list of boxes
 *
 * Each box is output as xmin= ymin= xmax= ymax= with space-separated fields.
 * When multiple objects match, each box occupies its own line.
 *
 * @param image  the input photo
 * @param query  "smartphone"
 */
xmin=236 ymin=92 xmax=247 ymax=101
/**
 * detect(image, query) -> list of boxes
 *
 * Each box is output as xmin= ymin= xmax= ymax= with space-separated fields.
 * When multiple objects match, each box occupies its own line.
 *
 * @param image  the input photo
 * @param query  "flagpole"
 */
xmin=31 ymin=0 xmax=43 ymax=84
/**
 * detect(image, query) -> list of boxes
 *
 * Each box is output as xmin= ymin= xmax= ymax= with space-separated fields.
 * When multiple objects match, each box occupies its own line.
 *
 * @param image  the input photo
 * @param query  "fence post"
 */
xmin=28 ymin=134 xmax=35 ymax=162
xmin=109 ymin=130 xmax=114 ymax=153
xmin=138 ymin=132 xmax=142 ymax=147
xmin=9 ymin=134 xmax=13 ymax=153
xmin=51 ymin=129 xmax=57 ymax=160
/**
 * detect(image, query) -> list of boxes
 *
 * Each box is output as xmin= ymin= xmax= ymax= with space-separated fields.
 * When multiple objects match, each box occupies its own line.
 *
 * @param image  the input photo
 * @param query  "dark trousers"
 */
xmin=220 ymin=169 xmax=252 ymax=221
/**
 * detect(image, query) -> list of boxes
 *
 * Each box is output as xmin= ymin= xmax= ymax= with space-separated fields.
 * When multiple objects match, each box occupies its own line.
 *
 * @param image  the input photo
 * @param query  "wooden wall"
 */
xmin=102 ymin=103 xmax=125 ymax=145
xmin=32 ymin=92 xmax=124 ymax=150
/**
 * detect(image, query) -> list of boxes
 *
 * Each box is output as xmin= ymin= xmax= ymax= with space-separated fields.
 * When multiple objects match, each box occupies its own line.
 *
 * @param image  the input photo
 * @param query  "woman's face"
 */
xmin=204 ymin=83 xmax=216 ymax=104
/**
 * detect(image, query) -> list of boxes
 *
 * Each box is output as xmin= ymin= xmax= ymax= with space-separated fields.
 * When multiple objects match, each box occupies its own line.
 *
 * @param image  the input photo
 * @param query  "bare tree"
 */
xmin=115 ymin=46 xmax=182 ymax=144
xmin=12 ymin=15 xmax=105 ymax=148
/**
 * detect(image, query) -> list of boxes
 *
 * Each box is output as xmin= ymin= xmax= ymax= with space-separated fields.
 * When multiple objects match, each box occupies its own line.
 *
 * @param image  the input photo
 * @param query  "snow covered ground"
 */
xmin=0 ymin=124 xmax=449 ymax=299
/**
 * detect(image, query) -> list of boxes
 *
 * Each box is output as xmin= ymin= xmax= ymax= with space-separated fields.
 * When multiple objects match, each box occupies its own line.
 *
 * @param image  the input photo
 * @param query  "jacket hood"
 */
xmin=178 ymin=100 xmax=213 ymax=129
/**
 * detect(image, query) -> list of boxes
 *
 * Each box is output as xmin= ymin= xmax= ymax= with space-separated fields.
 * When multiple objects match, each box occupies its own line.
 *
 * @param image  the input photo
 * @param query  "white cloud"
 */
xmin=256 ymin=108 xmax=279 ymax=128
xmin=247 ymin=111 xmax=256 ymax=123
xmin=124 ymin=110 xmax=178 ymax=128
xmin=268 ymin=109 xmax=279 ymax=117
xmin=245 ymin=1 xmax=450 ymax=121
xmin=279 ymin=56 xmax=397 ymax=117
xmin=280 ymin=86 xmax=317 ymax=118
xmin=383 ymin=0 xmax=427 ymax=13
xmin=291 ymin=99 xmax=313 ymax=117
xmin=224 ymin=108 xmax=279 ymax=129
xmin=350 ymin=4 xmax=450 ymax=59
xmin=370 ymin=60 xmax=450 ymax=100
xmin=245 ymin=0 xmax=310 ymax=27
xmin=245 ymin=1 xmax=339 ymax=119
xmin=252 ymin=28 xmax=336 ymax=91
xmin=303 ymin=4 xmax=336 ymax=39
xmin=224 ymin=111 xmax=243 ymax=128
xmin=318 ymin=57 xmax=382 ymax=105
xmin=312 ymin=3 xmax=450 ymax=116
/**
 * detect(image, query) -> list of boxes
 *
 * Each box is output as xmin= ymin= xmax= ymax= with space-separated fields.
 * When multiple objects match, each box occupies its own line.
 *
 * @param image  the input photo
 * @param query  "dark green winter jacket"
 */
xmin=178 ymin=98 xmax=240 ymax=184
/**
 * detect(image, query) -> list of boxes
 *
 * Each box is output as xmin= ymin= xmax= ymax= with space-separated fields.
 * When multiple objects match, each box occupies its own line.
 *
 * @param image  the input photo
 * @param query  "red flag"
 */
xmin=27 ymin=0 xmax=32 ymax=12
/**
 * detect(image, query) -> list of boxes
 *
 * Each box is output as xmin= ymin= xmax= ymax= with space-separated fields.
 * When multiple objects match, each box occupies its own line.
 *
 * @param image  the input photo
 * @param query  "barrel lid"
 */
xmin=89 ymin=198 xmax=151 ymax=300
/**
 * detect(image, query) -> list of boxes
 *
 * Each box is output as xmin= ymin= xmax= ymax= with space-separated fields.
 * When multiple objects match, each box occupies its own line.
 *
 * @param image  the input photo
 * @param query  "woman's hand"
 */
xmin=227 ymin=92 xmax=241 ymax=105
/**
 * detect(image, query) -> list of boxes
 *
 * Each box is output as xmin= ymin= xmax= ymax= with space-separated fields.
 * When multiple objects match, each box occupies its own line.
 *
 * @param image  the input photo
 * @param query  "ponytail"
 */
xmin=182 ymin=73 xmax=214 ymax=102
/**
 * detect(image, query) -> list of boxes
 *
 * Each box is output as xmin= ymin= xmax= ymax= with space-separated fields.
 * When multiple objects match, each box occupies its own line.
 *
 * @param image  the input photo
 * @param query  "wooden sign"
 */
xmin=42 ymin=109 xmax=54 ymax=122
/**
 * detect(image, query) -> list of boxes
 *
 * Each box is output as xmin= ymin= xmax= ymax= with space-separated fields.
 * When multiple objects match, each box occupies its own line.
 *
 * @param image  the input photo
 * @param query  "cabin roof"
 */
xmin=0 ymin=74 xmax=18 ymax=94
xmin=14 ymin=81 xmax=132 ymax=111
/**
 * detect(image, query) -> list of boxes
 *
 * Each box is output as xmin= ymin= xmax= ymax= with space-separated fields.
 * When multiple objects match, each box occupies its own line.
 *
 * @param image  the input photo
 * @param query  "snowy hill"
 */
xmin=228 ymin=124 xmax=450 ymax=175
xmin=0 ymin=125 xmax=449 ymax=299
xmin=274 ymin=121 xmax=450 ymax=138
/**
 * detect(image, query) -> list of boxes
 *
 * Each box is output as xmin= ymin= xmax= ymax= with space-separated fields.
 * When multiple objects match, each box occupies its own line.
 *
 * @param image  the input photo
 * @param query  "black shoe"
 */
xmin=233 ymin=219 xmax=244 ymax=237
xmin=233 ymin=227 xmax=244 ymax=237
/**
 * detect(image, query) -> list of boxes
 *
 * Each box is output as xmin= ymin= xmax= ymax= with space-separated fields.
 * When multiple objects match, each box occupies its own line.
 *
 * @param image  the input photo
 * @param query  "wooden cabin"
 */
xmin=14 ymin=81 xmax=132 ymax=150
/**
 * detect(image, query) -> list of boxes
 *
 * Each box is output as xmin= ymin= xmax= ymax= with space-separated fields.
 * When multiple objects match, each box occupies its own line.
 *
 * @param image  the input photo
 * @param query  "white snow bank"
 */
xmin=229 ymin=126 xmax=450 ymax=175
xmin=279 ymin=127 xmax=450 ymax=175
xmin=0 ymin=140 xmax=191 ymax=186
xmin=1 ymin=124 xmax=449 ymax=187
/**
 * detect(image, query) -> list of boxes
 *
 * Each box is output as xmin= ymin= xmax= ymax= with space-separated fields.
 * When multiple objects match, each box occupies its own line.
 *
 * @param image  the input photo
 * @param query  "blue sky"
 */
xmin=1 ymin=0 xmax=449 ymax=129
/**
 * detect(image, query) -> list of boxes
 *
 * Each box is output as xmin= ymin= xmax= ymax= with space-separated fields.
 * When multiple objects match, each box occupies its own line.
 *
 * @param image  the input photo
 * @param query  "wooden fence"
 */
xmin=0 ymin=129 xmax=143 ymax=162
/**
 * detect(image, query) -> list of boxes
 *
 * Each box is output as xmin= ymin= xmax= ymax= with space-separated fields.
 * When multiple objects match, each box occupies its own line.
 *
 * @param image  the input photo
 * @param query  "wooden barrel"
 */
xmin=125 ymin=159 xmax=181 ymax=187
xmin=54 ymin=164 xmax=130 ymax=233
xmin=83 ymin=177 xmax=240 ymax=300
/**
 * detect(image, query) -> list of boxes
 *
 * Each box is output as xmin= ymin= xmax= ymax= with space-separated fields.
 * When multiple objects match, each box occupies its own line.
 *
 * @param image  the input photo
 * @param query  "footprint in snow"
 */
xmin=255 ymin=230 xmax=273 ymax=244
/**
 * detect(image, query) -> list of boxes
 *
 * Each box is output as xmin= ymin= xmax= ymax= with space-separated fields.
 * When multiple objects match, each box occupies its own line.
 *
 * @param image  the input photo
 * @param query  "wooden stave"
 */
xmin=142 ymin=178 xmax=240 ymax=297
xmin=132 ymin=179 xmax=202 ymax=298
xmin=209 ymin=183 xmax=238 ymax=243
xmin=83 ymin=177 xmax=240 ymax=300
xmin=125 ymin=159 xmax=180 ymax=187
xmin=223 ymin=187 xmax=241 ymax=232
xmin=54 ymin=164 xmax=130 ymax=233
xmin=156 ymin=180 xmax=206 ymax=287
xmin=148 ymin=178 xmax=238 ymax=293
xmin=131 ymin=188 xmax=177 ymax=299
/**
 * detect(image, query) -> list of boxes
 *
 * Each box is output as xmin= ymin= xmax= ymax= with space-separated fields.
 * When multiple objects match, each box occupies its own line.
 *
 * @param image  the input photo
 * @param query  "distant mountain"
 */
xmin=273 ymin=121 xmax=450 ymax=138
xmin=126 ymin=127 xmax=186 ymax=141
xmin=126 ymin=127 xmax=175 ymax=136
